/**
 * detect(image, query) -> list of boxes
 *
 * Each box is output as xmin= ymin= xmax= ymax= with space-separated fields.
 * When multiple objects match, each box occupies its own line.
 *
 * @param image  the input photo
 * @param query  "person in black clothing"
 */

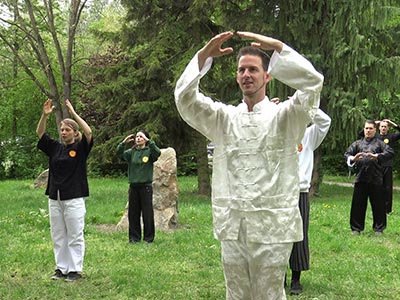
xmin=376 ymin=119 xmax=400 ymax=214
xmin=36 ymin=98 xmax=93 ymax=282
xmin=344 ymin=120 xmax=394 ymax=235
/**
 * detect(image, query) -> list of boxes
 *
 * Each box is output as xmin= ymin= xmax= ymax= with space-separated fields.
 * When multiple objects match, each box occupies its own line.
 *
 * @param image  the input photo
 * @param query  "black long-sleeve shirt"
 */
xmin=344 ymin=136 xmax=394 ymax=185
xmin=38 ymin=133 xmax=93 ymax=200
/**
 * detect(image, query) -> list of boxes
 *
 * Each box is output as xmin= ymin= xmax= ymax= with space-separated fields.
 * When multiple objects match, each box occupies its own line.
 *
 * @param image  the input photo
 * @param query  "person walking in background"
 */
xmin=289 ymin=108 xmax=331 ymax=295
xmin=344 ymin=120 xmax=394 ymax=236
xmin=376 ymin=119 xmax=400 ymax=214
xmin=117 ymin=130 xmax=161 ymax=244
xmin=36 ymin=98 xmax=93 ymax=282
xmin=175 ymin=31 xmax=323 ymax=300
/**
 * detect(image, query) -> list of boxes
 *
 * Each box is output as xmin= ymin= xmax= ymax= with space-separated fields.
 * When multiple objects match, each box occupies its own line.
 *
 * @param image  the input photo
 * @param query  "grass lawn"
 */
xmin=0 ymin=176 xmax=399 ymax=300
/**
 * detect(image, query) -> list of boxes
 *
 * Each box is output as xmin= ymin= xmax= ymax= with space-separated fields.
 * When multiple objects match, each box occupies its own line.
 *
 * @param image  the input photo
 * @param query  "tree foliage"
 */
xmin=77 ymin=0 xmax=400 ymax=184
xmin=79 ymin=0 xmax=225 ymax=182
xmin=0 ymin=0 xmax=399 ymax=183
xmin=0 ymin=0 xmax=89 ymax=129
xmin=0 ymin=0 xmax=91 ymax=178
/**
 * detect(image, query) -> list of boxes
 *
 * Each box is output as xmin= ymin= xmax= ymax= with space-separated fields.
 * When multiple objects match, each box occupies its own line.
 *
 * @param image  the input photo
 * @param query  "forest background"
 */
xmin=0 ymin=0 xmax=399 ymax=195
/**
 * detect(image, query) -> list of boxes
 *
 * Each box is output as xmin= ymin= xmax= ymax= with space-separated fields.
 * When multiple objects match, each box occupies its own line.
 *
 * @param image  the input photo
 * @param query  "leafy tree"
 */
xmin=81 ymin=0 xmax=399 ymax=194
xmin=268 ymin=1 xmax=400 ymax=190
xmin=0 ymin=0 xmax=89 ymax=131
xmin=0 ymin=0 xmax=94 ymax=178
xmin=80 ymin=1 xmax=224 ymax=194
xmin=2 ymin=0 xmax=396 ymax=187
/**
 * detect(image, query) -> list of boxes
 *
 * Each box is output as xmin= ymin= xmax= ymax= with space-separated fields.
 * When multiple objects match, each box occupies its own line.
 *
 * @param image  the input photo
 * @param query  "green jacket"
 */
xmin=117 ymin=140 xmax=161 ymax=185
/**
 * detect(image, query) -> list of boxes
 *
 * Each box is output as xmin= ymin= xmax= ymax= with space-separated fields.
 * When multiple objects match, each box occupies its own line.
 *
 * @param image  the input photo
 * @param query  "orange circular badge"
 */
xmin=297 ymin=144 xmax=303 ymax=152
xmin=69 ymin=150 xmax=77 ymax=158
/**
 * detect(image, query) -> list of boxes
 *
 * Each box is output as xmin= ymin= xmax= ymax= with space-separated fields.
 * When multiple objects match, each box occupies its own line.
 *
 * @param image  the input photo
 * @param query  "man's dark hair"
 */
xmin=365 ymin=119 xmax=375 ymax=126
xmin=237 ymin=46 xmax=270 ymax=71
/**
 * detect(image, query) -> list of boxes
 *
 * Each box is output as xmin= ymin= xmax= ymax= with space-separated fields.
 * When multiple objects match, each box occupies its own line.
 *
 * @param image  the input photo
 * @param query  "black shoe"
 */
xmin=64 ymin=272 xmax=82 ymax=282
xmin=290 ymin=280 xmax=303 ymax=295
xmin=51 ymin=269 xmax=65 ymax=280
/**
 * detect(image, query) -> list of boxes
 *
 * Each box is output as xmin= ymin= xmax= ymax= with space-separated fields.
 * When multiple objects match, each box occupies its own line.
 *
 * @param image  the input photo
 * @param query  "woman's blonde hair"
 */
xmin=61 ymin=118 xmax=82 ymax=142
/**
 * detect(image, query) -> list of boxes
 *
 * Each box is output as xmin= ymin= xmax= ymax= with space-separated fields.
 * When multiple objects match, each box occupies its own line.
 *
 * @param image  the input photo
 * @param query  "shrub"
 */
xmin=0 ymin=136 xmax=47 ymax=179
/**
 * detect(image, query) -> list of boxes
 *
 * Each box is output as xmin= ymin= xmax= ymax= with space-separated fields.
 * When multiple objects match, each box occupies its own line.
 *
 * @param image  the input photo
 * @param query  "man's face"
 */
xmin=236 ymin=55 xmax=270 ymax=98
xmin=364 ymin=122 xmax=376 ymax=138
xmin=379 ymin=121 xmax=388 ymax=135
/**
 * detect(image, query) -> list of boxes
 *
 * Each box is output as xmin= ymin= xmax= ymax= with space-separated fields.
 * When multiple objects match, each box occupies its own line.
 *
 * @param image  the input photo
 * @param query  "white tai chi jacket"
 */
xmin=174 ymin=44 xmax=324 ymax=244
xmin=298 ymin=109 xmax=331 ymax=193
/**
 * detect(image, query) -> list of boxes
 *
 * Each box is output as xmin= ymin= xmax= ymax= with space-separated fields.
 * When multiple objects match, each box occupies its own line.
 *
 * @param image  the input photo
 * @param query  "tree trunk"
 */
xmin=11 ymin=34 xmax=18 ymax=139
xmin=309 ymin=148 xmax=323 ymax=197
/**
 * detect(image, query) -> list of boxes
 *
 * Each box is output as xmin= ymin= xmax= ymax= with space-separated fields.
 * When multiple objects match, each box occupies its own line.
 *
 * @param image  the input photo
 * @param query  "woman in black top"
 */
xmin=36 ymin=98 xmax=93 ymax=282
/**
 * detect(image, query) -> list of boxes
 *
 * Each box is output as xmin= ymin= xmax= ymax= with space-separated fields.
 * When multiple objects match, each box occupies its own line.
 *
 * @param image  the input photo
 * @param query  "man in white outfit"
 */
xmin=174 ymin=31 xmax=324 ymax=300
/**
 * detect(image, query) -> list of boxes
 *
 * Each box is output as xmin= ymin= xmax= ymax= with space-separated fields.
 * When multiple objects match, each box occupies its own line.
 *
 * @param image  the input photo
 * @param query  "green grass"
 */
xmin=0 ymin=176 xmax=400 ymax=299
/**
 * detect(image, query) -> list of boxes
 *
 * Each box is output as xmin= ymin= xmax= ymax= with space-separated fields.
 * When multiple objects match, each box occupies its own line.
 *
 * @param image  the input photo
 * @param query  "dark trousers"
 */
xmin=350 ymin=182 xmax=386 ymax=232
xmin=382 ymin=166 xmax=393 ymax=214
xmin=290 ymin=192 xmax=310 ymax=272
xmin=128 ymin=184 xmax=155 ymax=242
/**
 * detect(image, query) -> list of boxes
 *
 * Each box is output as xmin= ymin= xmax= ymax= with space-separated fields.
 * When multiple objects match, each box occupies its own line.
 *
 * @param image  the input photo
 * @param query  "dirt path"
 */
xmin=324 ymin=181 xmax=400 ymax=190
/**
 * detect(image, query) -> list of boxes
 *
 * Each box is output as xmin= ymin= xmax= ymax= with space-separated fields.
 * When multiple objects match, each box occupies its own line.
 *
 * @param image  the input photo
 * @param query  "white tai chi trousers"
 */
xmin=48 ymin=196 xmax=86 ymax=274
xmin=221 ymin=220 xmax=293 ymax=300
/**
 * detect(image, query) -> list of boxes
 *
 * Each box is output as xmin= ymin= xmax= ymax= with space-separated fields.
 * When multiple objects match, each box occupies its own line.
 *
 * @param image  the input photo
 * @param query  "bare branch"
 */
xmin=44 ymin=0 xmax=66 ymax=79
xmin=0 ymin=76 xmax=38 ymax=89
xmin=0 ymin=31 xmax=50 ymax=97
xmin=63 ymin=0 xmax=88 ymax=100
xmin=24 ymin=0 xmax=59 ymax=98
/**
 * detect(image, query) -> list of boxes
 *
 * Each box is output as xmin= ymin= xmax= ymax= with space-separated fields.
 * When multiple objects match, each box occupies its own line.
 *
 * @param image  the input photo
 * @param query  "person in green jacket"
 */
xmin=117 ymin=130 xmax=161 ymax=243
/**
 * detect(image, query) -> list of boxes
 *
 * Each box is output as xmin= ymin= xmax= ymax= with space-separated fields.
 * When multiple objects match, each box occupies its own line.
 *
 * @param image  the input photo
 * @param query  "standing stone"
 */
xmin=34 ymin=169 xmax=49 ymax=188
